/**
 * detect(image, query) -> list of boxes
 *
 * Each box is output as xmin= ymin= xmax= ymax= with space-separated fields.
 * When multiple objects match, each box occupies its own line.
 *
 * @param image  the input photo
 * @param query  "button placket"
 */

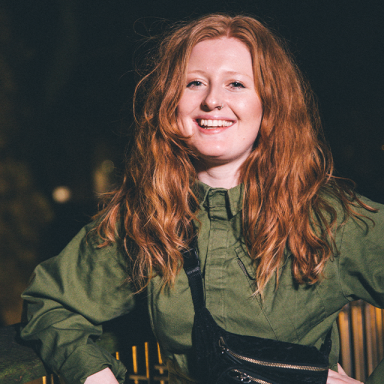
xmin=204 ymin=190 xmax=230 ymax=328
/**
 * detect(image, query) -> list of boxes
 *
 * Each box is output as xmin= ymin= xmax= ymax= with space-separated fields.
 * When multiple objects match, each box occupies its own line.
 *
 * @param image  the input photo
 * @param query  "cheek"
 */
xmin=242 ymin=100 xmax=262 ymax=143
xmin=176 ymin=98 xmax=196 ymax=136
xmin=177 ymin=91 xmax=191 ymax=114
xmin=247 ymin=100 xmax=263 ymax=129
xmin=175 ymin=110 xmax=190 ymax=137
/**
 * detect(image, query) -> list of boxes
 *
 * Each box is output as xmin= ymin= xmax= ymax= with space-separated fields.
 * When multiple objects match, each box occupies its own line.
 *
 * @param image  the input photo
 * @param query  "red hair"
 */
xmin=94 ymin=14 xmax=375 ymax=293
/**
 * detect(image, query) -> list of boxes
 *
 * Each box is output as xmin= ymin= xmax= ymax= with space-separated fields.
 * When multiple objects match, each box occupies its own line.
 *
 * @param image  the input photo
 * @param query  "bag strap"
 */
xmin=320 ymin=327 xmax=333 ymax=356
xmin=182 ymin=242 xmax=205 ymax=312
xmin=182 ymin=240 xmax=333 ymax=357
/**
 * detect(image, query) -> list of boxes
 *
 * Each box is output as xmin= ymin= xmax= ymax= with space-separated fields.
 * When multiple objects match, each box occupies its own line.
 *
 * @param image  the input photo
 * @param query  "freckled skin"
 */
xmin=177 ymin=38 xmax=263 ymax=176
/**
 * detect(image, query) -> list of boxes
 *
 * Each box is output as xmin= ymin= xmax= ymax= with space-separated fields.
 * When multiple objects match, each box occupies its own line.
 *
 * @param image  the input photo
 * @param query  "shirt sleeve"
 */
xmin=337 ymin=197 xmax=384 ymax=384
xmin=20 ymin=223 xmax=135 ymax=384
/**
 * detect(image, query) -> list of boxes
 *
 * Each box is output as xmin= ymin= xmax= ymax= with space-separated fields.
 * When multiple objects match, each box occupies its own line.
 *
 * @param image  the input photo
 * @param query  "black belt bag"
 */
xmin=183 ymin=246 xmax=331 ymax=384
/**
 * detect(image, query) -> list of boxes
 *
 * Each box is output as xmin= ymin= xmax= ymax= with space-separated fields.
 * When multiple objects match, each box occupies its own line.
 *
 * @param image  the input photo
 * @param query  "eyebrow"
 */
xmin=187 ymin=69 xmax=253 ymax=80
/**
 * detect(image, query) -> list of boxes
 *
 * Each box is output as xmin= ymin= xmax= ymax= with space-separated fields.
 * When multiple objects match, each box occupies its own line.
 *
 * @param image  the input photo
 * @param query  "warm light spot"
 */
xmin=101 ymin=160 xmax=114 ymax=173
xmin=52 ymin=186 xmax=72 ymax=203
xmin=94 ymin=159 xmax=115 ymax=194
xmin=381 ymin=144 xmax=384 ymax=151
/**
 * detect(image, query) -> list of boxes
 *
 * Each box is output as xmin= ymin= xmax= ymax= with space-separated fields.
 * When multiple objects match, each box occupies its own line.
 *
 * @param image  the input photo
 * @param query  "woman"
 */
xmin=21 ymin=14 xmax=384 ymax=384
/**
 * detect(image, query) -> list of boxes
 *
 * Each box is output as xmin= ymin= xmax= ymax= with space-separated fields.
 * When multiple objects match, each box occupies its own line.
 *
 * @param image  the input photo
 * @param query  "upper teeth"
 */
xmin=198 ymin=119 xmax=232 ymax=128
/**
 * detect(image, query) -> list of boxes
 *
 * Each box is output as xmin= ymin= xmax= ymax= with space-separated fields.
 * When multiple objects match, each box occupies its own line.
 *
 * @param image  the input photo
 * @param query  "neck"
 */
xmin=195 ymin=161 xmax=241 ymax=189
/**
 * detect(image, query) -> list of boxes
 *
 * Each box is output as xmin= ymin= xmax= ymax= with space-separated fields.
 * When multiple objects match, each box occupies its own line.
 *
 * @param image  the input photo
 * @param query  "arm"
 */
xmin=85 ymin=368 xmax=119 ymax=384
xmin=327 ymin=365 xmax=363 ymax=384
xmin=21 ymin=223 xmax=135 ymax=384
xmin=337 ymin=197 xmax=384 ymax=384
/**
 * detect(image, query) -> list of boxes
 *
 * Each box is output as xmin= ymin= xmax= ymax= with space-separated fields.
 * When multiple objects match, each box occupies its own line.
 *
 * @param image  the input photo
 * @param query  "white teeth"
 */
xmin=198 ymin=119 xmax=233 ymax=128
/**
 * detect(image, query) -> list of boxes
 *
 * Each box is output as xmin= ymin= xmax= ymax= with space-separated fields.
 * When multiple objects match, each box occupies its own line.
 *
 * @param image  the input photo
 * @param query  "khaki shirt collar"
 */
xmin=195 ymin=180 xmax=243 ymax=218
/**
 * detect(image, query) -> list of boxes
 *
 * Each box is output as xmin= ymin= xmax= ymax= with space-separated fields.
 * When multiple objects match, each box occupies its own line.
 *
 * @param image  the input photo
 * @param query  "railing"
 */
xmin=1 ymin=301 xmax=383 ymax=384
xmin=34 ymin=342 xmax=169 ymax=384
xmin=338 ymin=301 xmax=384 ymax=382
xmin=123 ymin=342 xmax=168 ymax=384
xmin=0 ymin=322 xmax=167 ymax=384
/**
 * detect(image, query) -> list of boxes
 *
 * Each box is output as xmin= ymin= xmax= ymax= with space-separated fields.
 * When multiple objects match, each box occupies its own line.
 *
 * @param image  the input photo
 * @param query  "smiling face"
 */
xmin=177 ymin=37 xmax=263 ymax=177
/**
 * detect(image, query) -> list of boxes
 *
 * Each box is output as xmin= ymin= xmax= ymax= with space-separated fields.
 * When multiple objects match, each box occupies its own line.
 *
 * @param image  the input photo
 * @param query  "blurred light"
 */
xmin=101 ymin=160 xmax=114 ymax=173
xmin=94 ymin=159 xmax=115 ymax=194
xmin=52 ymin=186 xmax=72 ymax=203
xmin=381 ymin=144 xmax=384 ymax=151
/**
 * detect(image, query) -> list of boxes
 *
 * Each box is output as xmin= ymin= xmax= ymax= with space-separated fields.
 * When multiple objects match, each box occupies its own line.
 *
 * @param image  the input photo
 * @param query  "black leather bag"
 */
xmin=183 ymin=246 xmax=331 ymax=384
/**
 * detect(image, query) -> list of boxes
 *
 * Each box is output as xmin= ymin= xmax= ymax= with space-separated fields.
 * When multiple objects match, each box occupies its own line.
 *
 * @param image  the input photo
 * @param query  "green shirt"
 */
xmin=21 ymin=182 xmax=384 ymax=384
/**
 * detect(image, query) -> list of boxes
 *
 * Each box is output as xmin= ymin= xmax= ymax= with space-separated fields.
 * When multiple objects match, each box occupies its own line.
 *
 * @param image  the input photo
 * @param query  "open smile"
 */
xmin=196 ymin=119 xmax=234 ymax=129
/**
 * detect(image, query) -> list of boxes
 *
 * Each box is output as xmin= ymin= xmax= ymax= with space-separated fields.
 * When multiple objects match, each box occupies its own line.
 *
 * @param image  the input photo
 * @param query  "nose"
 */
xmin=201 ymin=85 xmax=224 ymax=111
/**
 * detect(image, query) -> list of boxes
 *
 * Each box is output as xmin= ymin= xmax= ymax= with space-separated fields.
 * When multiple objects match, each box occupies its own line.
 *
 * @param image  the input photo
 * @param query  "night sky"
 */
xmin=2 ymin=0 xmax=384 ymax=254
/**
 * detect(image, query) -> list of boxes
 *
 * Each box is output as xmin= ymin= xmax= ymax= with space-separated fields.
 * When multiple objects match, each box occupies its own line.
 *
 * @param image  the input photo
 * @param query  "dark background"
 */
xmin=0 ymin=0 xmax=383 ymax=325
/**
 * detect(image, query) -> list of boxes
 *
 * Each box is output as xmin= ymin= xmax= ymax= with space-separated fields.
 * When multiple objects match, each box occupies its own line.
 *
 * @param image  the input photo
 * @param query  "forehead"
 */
xmin=187 ymin=37 xmax=253 ymax=73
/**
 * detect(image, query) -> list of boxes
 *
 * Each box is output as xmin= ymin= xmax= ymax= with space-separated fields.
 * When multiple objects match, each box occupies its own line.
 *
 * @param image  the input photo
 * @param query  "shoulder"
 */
xmin=341 ymin=195 xmax=384 ymax=239
xmin=314 ymin=189 xmax=383 ymax=253
xmin=327 ymin=195 xmax=384 ymax=269
xmin=325 ymin=196 xmax=384 ymax=307
xmin=318 ymin=187 xmax=383 ymax=230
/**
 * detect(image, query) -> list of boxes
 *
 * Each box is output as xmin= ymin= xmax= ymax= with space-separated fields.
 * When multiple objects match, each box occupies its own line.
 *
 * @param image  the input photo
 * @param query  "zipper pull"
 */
xmin=219 ymin=337 xmax=243 ymax=365
xmin=229 ymin=370 xmax=252 ymax=383
xmin=219 ymin=336 xmax=227 ymax=354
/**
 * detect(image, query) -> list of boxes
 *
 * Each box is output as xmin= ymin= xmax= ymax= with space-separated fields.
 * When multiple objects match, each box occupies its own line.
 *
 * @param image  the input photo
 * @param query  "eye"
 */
xmin=230 ymin=81 xmax=245 ymax=89
xmin=186 ymin=80 xmax=203 ymax=88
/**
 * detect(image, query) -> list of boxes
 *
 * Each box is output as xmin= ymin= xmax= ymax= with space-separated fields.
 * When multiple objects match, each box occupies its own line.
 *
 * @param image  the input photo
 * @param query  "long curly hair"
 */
xmin=94 ymin=13 xmax=375 ymax=294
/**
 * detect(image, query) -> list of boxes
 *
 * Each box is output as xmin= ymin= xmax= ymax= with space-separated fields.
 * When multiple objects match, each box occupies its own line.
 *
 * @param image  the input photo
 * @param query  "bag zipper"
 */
xmin=229 ymin=369 xmax=271 ymax=384
xmin=219 ymin=337 xmax=328 ymax=372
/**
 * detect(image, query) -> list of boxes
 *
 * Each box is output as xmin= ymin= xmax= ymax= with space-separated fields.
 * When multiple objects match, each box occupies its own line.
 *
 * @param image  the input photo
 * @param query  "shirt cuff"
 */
xmin=59 ymin=343 xmax=127 ymax=384
xmin=366 ymin=358 xmax=384 ymax=384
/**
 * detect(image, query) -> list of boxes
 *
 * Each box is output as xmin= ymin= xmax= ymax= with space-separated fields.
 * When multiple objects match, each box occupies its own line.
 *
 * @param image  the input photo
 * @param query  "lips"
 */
xmin=196 ymin=119 xmax=234 ymax=128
